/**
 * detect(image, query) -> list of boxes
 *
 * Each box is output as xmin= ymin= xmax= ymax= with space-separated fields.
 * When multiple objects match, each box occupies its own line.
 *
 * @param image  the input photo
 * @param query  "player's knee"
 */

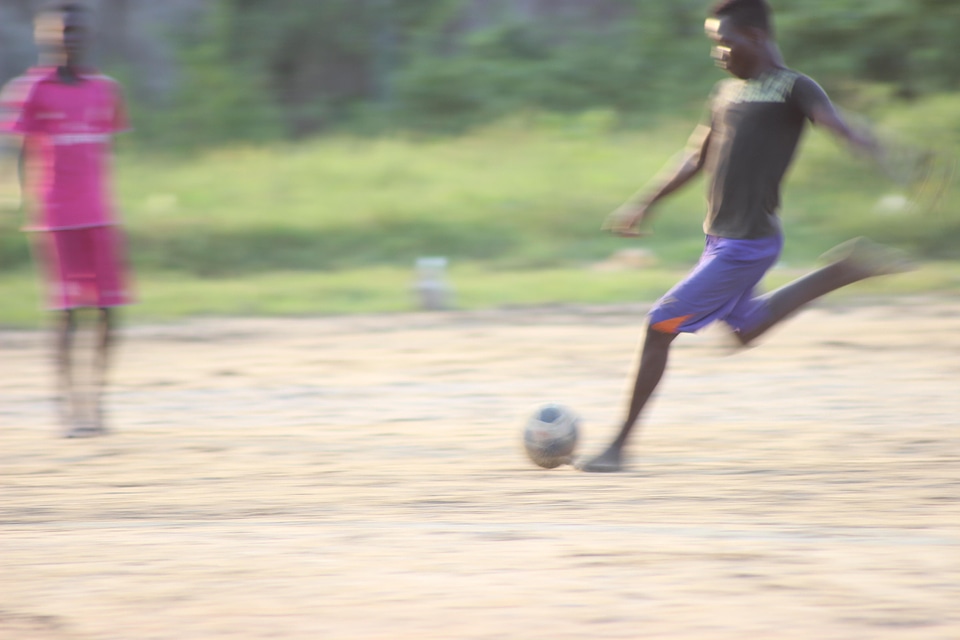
xmin=648 ymin=314 xmax=692 ymax=335
xmin=645 ymin=323 xmax=679 ymax=346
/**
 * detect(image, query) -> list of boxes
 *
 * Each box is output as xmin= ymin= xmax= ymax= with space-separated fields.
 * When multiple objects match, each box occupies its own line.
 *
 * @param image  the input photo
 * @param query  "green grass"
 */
xmin=123 ymin=100 xmax=959 ymax=270
xmin=108 ymin=116 xmax=704 ymax=273
xmin=4 ymin=103 xmax=956 ymax=275
xmin=2 ymin=97 xmax=960 ymax=327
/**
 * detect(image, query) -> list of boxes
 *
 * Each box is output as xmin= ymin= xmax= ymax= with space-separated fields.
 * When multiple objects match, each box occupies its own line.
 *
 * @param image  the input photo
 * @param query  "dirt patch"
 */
xmin=2 ymin=298 xmax=959 ymax=639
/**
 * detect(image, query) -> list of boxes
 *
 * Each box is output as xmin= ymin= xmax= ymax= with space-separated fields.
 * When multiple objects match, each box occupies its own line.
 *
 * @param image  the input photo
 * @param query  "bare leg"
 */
xmin=90 ymin=307 xmax=117 ymax=434
xmin=55 ymin=309 xmax=81 ymax=436
xmin=736 ymin=237 xmax=912 ymax=346
xmin=576 ymin=327 xmax=677 ymax=472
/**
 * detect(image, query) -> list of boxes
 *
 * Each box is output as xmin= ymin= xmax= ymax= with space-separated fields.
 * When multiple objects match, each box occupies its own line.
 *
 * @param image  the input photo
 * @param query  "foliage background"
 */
xmin=10 ymin=0 xmax=943 ymax=145
xmin=1 ymin=0 xmax=959 ymax=324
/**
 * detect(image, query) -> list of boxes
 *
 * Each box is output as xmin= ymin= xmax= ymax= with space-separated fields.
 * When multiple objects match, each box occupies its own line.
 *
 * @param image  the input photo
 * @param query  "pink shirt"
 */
xmin=0 ymin=67 xmax=129 ymax=230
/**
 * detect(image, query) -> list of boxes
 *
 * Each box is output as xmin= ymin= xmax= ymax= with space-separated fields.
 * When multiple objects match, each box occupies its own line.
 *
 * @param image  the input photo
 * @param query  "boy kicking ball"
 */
xmin=577 ymin=0 xmax=912 ymax=472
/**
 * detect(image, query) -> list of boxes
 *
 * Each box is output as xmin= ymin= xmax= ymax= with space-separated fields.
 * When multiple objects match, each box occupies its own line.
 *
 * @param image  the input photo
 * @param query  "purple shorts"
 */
xmin=648 ymin=234 xmax=783 ymax=334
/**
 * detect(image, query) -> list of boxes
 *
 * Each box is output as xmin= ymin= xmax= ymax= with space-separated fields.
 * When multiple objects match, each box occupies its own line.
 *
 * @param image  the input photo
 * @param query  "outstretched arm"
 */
xmin=604 ymin=123 xmax=711 ymax=237
xmin=1 ymin=78 xmax=30 ymax=212
xmin=809 ymin=101 xmax=877 ymax=155
xmin=794 ymin=76 xmax=878 ymax=157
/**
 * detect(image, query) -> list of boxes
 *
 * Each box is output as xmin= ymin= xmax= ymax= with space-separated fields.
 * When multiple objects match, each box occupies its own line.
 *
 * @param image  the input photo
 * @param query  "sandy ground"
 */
xmin=1 ymin=297 xmax=959 ymax=640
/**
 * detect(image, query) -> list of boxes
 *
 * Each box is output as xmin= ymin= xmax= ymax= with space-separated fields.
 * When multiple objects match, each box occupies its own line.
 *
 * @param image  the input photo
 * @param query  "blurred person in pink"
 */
xmin=1 ymin=2 xmax=132 ymax=437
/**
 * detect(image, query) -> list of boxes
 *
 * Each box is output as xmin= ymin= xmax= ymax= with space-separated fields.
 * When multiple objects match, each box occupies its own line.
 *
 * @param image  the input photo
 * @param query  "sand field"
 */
xmin=1 ymin=297 xmax=959 ymax=639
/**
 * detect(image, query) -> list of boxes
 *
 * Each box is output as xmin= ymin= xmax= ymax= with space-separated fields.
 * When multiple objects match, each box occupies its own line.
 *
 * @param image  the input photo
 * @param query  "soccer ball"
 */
xmin=523 ymin=403 xmax=579 ymax=469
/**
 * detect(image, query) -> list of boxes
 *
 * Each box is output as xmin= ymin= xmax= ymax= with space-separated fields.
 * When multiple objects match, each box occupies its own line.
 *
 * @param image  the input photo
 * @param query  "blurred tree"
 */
xmin=224 ymin=0 xmax=464 ymax=135
xmin=126 ymin=1 xmax=282 ymax=148
xmin=777 ymin=0 xmax=960 ymax=95
xmin=5 ymin=0 xmax=957 ymax=144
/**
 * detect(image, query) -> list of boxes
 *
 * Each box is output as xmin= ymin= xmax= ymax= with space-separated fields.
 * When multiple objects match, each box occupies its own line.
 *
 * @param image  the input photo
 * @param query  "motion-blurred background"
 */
xmin=2 ymin=0 xmax=958 ymax=324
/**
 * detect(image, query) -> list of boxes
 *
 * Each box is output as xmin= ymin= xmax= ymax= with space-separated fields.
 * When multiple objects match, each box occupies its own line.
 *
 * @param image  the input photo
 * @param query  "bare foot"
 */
xmin=63 ymin=420 xmax=102 ymax=438
xmin=61 ymin=395 xmax=109 ymax=438
xmin=91 ymin=398 xmax=111 ymax=436
xmin=575 ymin=446 xmax=624 ymax=473
xmin=822 ymin=237 xmax=915 ymax=278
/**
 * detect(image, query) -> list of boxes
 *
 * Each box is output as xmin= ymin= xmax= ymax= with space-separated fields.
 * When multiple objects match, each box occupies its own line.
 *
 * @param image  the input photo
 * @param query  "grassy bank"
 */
xmin=1 ymin=98 xmax=958 ymax=327
xmin=5 ymin=100 xmax=959 ymax=274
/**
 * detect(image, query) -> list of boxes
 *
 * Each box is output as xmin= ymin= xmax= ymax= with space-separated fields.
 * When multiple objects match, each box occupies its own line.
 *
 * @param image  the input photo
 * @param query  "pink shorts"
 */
xmin=36 ymin=226 xmax=133 ymax=310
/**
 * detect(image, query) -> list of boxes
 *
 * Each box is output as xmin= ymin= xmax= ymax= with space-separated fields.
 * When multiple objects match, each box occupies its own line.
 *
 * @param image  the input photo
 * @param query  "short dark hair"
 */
xmin=711 ymin=0 xmax=773 ymax=34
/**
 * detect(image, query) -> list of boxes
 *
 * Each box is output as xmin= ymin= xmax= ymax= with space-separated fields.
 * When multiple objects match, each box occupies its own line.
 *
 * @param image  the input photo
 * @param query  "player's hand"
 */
xmin=602 ymin=202 xmax=651 ymax=237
